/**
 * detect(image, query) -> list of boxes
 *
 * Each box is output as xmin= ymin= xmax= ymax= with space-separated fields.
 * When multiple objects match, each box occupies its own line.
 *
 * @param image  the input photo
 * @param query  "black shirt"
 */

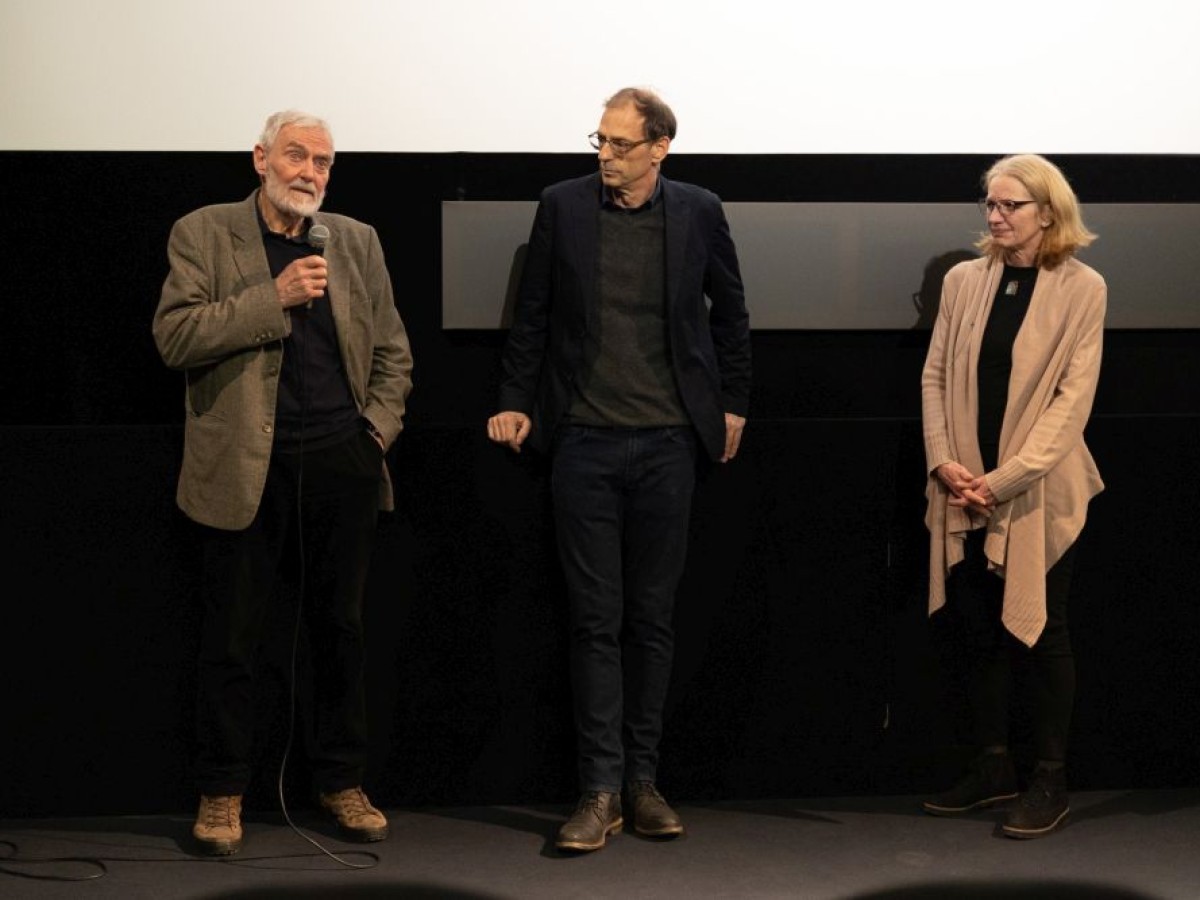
xmin=256 ymin=207 xmax=360 ymax=452
xmin=977 ymin=264 xmax=1038 ymax=470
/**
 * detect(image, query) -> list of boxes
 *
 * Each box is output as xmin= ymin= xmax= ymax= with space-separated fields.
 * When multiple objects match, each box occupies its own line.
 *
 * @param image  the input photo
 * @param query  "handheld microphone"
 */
xmin=307 ymin=223 xmax=330 ymax=253
xmin=305 ymin=224 xmax=330 ymax=308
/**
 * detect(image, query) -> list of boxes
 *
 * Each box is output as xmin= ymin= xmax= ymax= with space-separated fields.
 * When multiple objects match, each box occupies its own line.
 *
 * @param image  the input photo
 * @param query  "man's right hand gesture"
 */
xmin=486 ymin=411 xmax=531 ymax=453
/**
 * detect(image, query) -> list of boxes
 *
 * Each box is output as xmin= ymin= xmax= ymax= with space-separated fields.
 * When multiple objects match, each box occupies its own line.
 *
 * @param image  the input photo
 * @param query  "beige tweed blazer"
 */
xmin=153 ymin=191 xmax=413 ymax=531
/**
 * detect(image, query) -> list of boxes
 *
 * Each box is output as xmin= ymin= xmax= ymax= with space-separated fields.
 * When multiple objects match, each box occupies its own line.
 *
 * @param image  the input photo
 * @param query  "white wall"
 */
xmin=3 ymin=0 xmax=1198 ymax=153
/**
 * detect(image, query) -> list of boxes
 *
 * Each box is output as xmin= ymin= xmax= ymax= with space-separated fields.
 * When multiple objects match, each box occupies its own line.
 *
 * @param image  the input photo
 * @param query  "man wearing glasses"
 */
xmin=487 ymin=86 xmax=752 ymax=852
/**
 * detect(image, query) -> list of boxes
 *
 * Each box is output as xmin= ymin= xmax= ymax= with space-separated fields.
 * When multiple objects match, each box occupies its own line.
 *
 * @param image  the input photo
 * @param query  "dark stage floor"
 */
xmin=2 ymin=789 xmax=1197 ymax=899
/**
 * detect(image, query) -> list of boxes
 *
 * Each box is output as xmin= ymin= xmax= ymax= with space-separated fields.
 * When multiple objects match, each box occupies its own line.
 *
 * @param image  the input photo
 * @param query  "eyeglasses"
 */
xmin=588 ymin=132 xmax=654 ymax=156
xmin=979 ymin=198 xmax=1037 ymax=217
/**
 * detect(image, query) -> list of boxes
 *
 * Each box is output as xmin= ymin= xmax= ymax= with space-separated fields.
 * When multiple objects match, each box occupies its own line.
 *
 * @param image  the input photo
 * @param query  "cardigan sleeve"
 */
xmin=986 ymin=279 xmax=1106 ymax=503
xmin=920 ymin=280 xmax=958 ymax=474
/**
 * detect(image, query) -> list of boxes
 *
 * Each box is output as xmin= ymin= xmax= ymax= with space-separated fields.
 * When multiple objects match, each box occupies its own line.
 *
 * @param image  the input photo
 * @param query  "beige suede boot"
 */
xmin=193 ymin=794 xmax=243 ymax=856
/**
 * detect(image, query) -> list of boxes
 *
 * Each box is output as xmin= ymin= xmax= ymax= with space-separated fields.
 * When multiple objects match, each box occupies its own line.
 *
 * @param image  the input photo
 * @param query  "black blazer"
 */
xmin=497 ymin=172 xmax=751 ymax=462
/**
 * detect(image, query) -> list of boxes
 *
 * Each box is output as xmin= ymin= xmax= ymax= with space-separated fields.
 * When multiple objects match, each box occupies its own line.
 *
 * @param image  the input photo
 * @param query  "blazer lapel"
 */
xmin=661 ymin=178 xmax=691 ymax=315
xmin=313 ymin=214 xmax=360 ymax=376
xmin=566 ymin=176 xmax=601 ymax=330
xmin=231 ymin=193 xmax=270 ymax=289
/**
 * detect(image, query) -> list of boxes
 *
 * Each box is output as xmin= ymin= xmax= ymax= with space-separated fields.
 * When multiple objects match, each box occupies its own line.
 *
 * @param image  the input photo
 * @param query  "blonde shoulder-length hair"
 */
xmin=975 ymin=153 xmax=1097 ymax=269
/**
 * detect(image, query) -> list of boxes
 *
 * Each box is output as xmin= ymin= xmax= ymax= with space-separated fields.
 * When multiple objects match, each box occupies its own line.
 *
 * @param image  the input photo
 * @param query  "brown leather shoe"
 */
xmin=318 ymin=787 xmax=390 ymax=842
xmin=627 ymin=781 xmax=684 ymax=838
xmin=556 ymin=791 xmax=623 ymax=852
xmin=193 ymin=794 xmax=243 ymax=856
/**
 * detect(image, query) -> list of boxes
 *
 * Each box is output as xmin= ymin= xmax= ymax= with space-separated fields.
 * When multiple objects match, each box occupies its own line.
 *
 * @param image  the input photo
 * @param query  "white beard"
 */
xmin=262 ymin=171 xmax=324 ymax=219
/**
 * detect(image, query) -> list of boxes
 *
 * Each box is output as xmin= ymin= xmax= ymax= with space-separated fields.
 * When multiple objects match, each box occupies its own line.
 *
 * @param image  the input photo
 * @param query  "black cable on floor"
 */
xmin=0 ymin=840 xmax=106 ymax=881
xmin=0 ymin=836 xmax=380 ymax=882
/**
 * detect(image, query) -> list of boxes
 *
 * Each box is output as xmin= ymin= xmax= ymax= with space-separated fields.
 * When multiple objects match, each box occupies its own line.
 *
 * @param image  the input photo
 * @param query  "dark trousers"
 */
xmin=551 ymin=425 xmax=698 ymax=793
xmin=194 ymin=429 xmax=382 ymax=797
xmin=950 ymin=529 xmax=1078 ymax=764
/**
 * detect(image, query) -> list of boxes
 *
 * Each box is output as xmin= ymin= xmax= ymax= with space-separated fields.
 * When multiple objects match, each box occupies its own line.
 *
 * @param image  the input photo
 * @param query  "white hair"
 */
xmin=258 ymin=109 xmax=334 ymax=154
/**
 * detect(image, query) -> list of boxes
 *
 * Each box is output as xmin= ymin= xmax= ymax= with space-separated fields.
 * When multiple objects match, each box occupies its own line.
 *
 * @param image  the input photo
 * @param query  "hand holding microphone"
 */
xmin=275 ymin=224 xmax=330 ymax=309
xmin=302 ymin=224 xmax=330 ymax=309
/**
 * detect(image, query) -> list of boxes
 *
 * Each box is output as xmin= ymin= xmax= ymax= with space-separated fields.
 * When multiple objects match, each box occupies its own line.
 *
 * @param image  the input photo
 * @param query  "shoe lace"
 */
xmin=334 ymin=788 xmax=370 ymax=816
xmin=203 ymin=797 xmax=236 ymax=827
xmin=575 ymin=791 xmax=613 ymax=818
xmin=629 ymin=781 xmax=663 ymax=802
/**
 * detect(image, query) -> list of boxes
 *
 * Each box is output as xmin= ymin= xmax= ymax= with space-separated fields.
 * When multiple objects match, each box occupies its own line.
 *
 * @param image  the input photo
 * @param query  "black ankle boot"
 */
xmin=923 ymin=752 xmax=1018 ymax=816
xmin=1002 ymin=765 xmax=1069 ymax=838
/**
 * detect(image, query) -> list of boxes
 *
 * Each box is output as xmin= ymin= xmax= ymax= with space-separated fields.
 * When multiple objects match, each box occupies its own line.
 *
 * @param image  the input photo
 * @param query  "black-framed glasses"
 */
xmin=588 ymin=132 xmax=653 ymax=156
xmin=979 ymin=198 xmax=1037 ymax=217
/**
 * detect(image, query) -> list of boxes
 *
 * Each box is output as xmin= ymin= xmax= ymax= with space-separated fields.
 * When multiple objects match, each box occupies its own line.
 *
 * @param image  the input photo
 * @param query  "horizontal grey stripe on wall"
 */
xmin=441 ymin=201 xmax=1200 ymax=330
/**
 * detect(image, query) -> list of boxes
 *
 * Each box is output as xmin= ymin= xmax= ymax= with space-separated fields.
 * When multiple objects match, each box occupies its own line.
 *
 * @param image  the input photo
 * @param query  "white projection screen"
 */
xmin=3 ymin=0 xmax=1199 ymax=153
xmin=6 ymin=1 xmax=1197 ymax=329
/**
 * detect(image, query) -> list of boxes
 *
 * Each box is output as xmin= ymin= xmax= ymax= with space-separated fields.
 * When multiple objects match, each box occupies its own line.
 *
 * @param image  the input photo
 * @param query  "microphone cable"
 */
xmin=0 ymin=837 xmax=380 ymax=883
xmin=0 ymin=228 xmax=379 ymax=885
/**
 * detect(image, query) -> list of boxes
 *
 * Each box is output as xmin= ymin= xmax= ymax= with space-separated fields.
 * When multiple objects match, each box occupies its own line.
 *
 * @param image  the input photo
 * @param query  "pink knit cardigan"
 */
xmin=921 ymin=255 xmax=1106 ymax=646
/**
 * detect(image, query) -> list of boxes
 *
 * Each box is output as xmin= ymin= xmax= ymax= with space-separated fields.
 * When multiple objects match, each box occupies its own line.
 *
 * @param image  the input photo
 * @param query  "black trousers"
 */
xmin=551 ymin=425 xmax=699 ymax=793
xmin=949 ymin=528 xmax=1078 ymax=764
xmin=194 ymin=429 xmax=382 ymax=797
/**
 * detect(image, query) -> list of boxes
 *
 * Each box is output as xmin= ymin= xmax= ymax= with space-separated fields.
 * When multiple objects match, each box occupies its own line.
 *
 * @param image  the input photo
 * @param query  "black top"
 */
xmin=977 ymin=264 xmax=1038 ymax=470
xmin=564 ymin=181 xmax=687 ymax=428
xmin=257 ymin=210 xmax=361 ymax=452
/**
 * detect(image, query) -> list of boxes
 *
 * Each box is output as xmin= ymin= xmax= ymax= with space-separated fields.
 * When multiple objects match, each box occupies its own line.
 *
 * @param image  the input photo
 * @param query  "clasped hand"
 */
xmin=936 ymin=461 xmax=996 ymax=514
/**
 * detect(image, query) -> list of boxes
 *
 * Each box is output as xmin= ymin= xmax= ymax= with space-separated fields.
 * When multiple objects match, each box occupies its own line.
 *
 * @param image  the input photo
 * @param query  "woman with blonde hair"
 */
xmin=920 ymin=153 xmax=1105 ymax=838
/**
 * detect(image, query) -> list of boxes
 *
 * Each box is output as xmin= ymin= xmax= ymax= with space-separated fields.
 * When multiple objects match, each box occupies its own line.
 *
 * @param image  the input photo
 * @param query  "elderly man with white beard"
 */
xmin=153 ymin=109 xmax=413 ymax=856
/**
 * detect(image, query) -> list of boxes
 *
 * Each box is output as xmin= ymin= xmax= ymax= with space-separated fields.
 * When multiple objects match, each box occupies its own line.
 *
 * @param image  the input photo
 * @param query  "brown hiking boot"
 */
xmin=193 ymin=794 xmax=243 ymax=856
xmin=318 ymin=787 xmax=390 ymax=842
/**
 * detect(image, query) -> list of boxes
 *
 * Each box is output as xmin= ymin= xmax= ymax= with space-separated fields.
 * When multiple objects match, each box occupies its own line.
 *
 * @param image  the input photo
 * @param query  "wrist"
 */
xmin=364 ymin=419 xmax=384 ymax=443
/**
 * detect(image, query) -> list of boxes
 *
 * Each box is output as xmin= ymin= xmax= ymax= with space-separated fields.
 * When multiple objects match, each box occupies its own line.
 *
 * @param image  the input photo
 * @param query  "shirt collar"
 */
xmin=599 ymin=177 xmax=663 ymax=211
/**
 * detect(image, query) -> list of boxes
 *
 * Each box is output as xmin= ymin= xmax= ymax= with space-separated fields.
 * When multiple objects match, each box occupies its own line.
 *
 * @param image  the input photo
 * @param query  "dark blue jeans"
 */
xmin=551 ymin=425 xmax=699 ymax=793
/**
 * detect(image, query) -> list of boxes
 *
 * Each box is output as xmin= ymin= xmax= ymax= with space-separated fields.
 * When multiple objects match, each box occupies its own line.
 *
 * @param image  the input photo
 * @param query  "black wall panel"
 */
xmin=2 ymin=152 xmax=1197 ymax=817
